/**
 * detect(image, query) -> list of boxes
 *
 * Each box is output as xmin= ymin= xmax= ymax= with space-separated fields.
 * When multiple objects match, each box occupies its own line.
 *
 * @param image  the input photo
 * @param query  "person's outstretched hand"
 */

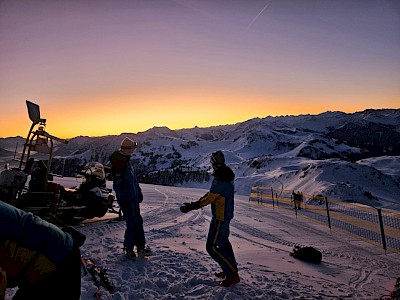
xmin=180 ymin=202 xmax=195 ymax=213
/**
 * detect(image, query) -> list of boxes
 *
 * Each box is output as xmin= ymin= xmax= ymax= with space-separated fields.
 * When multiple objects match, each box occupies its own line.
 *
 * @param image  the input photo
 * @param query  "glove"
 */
xmin=180 ymin=202 xmax=194 ymax=213
xmin=180 ymin=201 xmax=200 ymax=213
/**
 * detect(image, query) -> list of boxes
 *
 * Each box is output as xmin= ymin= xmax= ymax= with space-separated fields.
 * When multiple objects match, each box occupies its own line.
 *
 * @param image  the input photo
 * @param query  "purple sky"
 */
xmin=0 ymin=0 xmax=399 ymax=138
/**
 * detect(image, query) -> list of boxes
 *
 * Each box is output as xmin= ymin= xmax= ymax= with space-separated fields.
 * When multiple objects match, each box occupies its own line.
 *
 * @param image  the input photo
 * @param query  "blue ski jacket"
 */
xmin=0 ymin=201 xmax=74 ymax=290
xmin=198 ymin=165 xmax=235 ymax=221
xmin=109 ymin=150 xmax=140 ymax=205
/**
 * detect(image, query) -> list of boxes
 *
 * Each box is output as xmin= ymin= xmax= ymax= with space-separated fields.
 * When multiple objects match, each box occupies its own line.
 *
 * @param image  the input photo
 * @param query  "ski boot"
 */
xmin=219 ymin=272 xmax=240 ymax=287
xmin=214 ymin=271 xmax=226 ymax=279
xmin=123 ymin=247 xmax=136 ymax=260
xmin=137 ymin=245 xmax=152 ymax=258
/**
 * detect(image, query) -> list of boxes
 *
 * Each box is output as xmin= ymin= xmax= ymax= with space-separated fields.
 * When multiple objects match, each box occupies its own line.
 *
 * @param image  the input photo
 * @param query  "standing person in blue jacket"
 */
xmin=109 ymin=137 xmax=151 ymax=259
xmin=0 ymin=201 xmax=85 ymax=300
xmin=180 ymin=150 xmax=240 ymax=287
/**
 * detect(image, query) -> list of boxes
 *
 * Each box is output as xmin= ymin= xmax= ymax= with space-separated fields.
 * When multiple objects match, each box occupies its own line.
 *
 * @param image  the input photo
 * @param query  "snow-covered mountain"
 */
xmin=1 ymin=109 xmax=399 ymax=210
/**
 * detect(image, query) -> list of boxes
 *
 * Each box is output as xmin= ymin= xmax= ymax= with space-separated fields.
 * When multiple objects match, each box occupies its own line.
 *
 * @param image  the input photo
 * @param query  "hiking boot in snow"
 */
xmin=137 ymin=245 xmax=152 ymax=258
xmin=123 ymin=247 xmax=136 ymax=260
xmin=219 ymin=272 xmax=240 ymax=287
xmin=215 ymin=271 xmax=226 ymax=279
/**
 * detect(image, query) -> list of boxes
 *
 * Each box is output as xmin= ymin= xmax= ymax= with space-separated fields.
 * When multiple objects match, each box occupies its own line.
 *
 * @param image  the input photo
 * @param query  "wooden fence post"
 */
xmin=272 ymin=191 xmax=275 ymax=208
xmin=377 ymin=208 xmax=387 ymax=254
xmin=325 ymin=196 xmax=332 ymax=233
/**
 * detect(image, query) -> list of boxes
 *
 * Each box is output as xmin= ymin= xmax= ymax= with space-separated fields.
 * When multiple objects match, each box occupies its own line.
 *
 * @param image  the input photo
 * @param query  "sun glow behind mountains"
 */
xmin=0 ymin=0 xmax=399 ymax=138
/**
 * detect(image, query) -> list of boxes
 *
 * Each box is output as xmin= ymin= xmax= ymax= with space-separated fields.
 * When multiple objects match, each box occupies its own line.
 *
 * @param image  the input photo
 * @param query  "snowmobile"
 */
xmin=0 ymin=100 xmax=115 ymax=225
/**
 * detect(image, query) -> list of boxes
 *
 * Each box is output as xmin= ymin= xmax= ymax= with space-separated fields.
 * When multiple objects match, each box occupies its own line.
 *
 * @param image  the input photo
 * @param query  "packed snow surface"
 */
xmin=5 ymin=178 xmax=400 ymax=299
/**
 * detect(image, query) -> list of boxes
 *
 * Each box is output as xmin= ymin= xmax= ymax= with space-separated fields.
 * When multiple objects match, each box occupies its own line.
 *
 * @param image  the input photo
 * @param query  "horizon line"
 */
xmin=1 ymin=107 xmax=398 ymax=140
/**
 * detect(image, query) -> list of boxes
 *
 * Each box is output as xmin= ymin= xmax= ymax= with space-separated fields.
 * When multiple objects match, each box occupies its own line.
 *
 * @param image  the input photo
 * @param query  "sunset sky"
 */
xmin=1 ymin=0 xmax=399 ymax=139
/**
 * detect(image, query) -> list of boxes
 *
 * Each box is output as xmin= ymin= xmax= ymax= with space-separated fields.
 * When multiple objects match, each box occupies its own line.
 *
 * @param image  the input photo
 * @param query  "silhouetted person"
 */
xmin=180 ymin=151 xmax=239 ymax=287
xmin=109 ymin=137 xmax=151 ymax=259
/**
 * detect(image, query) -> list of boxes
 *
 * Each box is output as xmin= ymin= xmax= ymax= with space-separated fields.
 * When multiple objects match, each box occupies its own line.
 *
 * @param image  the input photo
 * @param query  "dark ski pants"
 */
xmin=119 ymin=199 xmax=145 ymax=250
xmin=206 ymin=218 xmax=238 ymax=277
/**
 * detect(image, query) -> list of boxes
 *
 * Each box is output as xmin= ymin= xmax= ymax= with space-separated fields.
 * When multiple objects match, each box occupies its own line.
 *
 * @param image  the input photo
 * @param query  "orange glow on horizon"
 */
xmin=1 ymin=88 xmax=398 ymax=139
xmin=1 ymin=1 xmax=399 ymax=140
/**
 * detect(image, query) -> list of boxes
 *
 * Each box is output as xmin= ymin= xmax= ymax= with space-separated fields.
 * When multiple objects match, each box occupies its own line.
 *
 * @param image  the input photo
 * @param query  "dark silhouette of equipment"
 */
xmin=0 ymin=100 xmax=116 ymax=225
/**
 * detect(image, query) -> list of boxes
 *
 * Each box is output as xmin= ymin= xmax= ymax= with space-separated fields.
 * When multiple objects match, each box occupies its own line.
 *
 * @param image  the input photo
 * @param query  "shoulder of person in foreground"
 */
xmin=0 ymin=202 xmax=76 ymax=263
xmin=214 ymin=165 xmax=235 ymax=182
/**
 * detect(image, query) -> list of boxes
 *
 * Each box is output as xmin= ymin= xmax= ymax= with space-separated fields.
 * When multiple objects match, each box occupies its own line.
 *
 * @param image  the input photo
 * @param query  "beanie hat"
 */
xmin=210 ymin=151 xmax=225 ymax=166
xmin=119 ymin=137 xmax=137 ymax=155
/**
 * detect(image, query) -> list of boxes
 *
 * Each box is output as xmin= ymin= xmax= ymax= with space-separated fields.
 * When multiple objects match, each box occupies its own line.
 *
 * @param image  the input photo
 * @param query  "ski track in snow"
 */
xmin=70 ymin=184 xmax=400 ymax=299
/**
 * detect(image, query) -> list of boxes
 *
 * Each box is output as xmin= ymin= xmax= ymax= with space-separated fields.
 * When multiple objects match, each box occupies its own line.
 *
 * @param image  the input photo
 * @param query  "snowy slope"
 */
xmin=1 ymin=109 xmax=399 ymax=210
xmin=358 ymin=156 xmax=400 ymax=181
xmin=6 ymin=181 xmax=399 ymax=300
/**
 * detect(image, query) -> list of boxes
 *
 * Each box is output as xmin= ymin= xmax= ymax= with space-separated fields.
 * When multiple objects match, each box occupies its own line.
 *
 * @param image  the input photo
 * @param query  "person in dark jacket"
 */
xmin=292 ymin=191 xmax=303 ymax=210
xmin=0 ymin=201 xmax=85 ymax=300
xmin=180 ymin=150 xmax=240 ymax=287
xmin=109 ymin=137 xmax=151 ymax=259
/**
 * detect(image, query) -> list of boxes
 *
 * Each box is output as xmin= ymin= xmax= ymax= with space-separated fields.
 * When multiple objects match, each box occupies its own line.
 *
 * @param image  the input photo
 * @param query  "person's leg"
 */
xmin=120 ymin=202 xmax=135 ymax=250
xmin=131 ymin=200 xmax=146 ymax=248
xmin=121 ymin=199 xmax=148 ymax=257
xmin=206 ymin=219 xmax=238 ymax=277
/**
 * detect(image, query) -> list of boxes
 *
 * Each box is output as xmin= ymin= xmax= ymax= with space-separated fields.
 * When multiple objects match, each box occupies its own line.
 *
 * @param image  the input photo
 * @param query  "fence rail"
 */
xmin=249 ymin=186 xmax=400 ymax=254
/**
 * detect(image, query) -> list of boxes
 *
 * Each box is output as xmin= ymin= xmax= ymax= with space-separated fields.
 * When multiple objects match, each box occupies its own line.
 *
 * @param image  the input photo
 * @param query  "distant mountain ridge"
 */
xmin=1 ymin=109 xmax=399 ymax=210
xmin=327 ymin=121 xmax=400 ymax=158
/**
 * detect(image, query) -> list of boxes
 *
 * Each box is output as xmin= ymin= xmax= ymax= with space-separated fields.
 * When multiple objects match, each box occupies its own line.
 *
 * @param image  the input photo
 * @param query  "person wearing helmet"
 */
xmin=180 ymin=150 xmax=240 ymax=287
xmin=109 ymin=137 xmax=151 ymax=259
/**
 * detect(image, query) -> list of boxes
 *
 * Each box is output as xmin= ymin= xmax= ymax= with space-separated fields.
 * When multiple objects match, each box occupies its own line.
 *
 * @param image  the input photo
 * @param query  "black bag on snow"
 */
xmin=290 ymin=245 xmax=322 ymax=264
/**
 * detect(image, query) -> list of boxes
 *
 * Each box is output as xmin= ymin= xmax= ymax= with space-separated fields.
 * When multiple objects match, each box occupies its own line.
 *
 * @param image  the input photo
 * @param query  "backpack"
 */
xmin=109 ymin=151 xmax=130 ymax=176
xmin=290 ymin=245 xmax=322 ymax=264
